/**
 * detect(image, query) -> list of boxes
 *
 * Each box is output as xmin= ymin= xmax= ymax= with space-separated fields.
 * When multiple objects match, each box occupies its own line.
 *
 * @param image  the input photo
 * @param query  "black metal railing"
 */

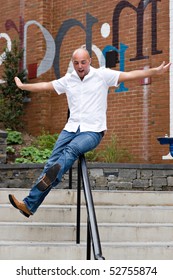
xmin=69 ymin=154 xmax=105 ymax=260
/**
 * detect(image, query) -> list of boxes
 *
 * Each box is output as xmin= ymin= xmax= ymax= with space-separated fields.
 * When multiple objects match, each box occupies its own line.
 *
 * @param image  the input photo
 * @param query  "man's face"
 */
xmin=72 ymin=49 xmax=91 ymax=80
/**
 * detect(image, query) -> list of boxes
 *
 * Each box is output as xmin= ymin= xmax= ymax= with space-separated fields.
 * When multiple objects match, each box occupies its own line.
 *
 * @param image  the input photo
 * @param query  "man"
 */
xmin=9 ymin=48 xmax=171 ymax=217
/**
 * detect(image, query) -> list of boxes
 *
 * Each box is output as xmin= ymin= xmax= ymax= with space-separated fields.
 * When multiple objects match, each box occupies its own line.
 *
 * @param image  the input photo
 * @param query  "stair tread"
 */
xmin=1 ymin=221 xmax=173 ymax=226
xmin=3 ymin=204 xmax=173 ymax=208
xmin=1 ymin=240 xmax=173 ymax=247
xmin=2 ymin=188 xmax=173 ymax=206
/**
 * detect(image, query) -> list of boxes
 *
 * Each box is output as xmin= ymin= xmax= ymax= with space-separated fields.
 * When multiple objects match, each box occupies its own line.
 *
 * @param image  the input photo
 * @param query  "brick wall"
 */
xmin=0 ymin=0 xmax=170 ymax=164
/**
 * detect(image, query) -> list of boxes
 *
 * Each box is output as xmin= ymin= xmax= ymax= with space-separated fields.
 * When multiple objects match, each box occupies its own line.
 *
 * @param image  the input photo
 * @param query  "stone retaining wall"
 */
xmin=0 ymin=130 xmax=7 ymax=164
xmin=1 ymin=130 xmax=173 ymax=191
xmin=1 ymin=162 xmax=173 ymax=191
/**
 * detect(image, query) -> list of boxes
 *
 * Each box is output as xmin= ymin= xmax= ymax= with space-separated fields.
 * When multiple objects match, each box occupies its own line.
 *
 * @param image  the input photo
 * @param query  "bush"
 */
xmin=85 ymin=149 xmax=99 ymax=162
xmin=15 ymin=146 xmax=52 ymax=163
xmin=0 ymin=40 xmax=29 ymax=129
xmin=14 ymin=131 xmax=59 ymax=163
xmin=98 ymin=134 xmax=133 ymax=163
xmin=6 ymin=129 xmax=23 ymax=145
xmin=33 ymin=131 xmax=59 ymax=150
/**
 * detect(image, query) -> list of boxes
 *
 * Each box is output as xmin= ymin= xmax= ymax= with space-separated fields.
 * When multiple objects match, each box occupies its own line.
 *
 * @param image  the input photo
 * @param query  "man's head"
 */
xmin=72 ymin=48 xmax=91 ymax=80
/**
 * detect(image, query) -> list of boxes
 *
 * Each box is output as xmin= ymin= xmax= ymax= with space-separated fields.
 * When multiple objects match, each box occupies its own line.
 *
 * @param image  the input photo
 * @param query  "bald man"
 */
xmin=9 ymin=48 xmax=171 ymax=217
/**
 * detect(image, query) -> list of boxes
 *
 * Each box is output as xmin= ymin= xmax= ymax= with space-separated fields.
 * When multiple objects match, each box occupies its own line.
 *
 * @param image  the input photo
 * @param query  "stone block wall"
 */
xmin=1 ymin=162 xmax=173 ymax=191
xmin=0 ymin=130 xmax=7 ymax=164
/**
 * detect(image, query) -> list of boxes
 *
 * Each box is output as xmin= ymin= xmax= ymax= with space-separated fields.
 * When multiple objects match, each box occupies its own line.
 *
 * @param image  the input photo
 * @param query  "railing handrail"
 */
xmin=78 ymin=154 xmax=105 ymax=260
xmin=68 ymin=153 xmax=104 ymax=259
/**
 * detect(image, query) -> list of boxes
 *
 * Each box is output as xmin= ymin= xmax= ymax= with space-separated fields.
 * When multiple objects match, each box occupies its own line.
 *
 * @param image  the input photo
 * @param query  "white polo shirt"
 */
xmin=52 ymin=66 xmax=121 ymax=132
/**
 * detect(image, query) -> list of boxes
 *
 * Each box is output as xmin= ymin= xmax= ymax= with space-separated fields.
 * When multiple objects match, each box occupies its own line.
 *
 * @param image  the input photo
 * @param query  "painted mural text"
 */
xmin=0 ymin=0 xmax=162 ymax=93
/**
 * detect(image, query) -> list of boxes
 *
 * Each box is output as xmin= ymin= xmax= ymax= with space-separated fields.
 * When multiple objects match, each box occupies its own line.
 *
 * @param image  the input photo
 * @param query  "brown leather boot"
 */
xmin=37 ymin=163 xmax=61 ymax=191
xmin=9 ymin=194 xmax=32 ymax=218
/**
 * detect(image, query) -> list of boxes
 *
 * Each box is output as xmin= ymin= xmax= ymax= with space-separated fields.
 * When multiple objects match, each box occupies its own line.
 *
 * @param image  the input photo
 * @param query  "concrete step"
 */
xmin=102 ymin=242 xmax=173 ymax=260
xmin=1 ymin=188 xmax=173 ymax=259
xmin=0 ymin=222 xmax=173 ymax=243
xmin=0 ymin=241 xmax=87 ymax=260
xmin=2 ymin=188 xmax=173 ymax=206
xmin=1 ymin=241 xmax=173 ymax=260
xmin=2 ymin=204 xmax=173 ymax=223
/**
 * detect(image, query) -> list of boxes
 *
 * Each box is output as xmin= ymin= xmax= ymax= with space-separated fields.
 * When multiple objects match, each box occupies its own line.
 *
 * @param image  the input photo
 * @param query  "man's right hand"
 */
xmin=14 ymin=77 xmax=23 ymax=90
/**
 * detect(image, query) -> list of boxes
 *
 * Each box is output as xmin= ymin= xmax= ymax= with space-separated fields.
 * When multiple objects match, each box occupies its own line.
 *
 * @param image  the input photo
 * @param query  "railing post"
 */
xmin=76 ymin=159 xmax=81 ymax=244
xmin=68 ymin=167 xmax=72 ymax=189
xmin=86 ymin=218 xmax=91 ymax=260
xmin=67 ymin=109 xmax=73 ymax=189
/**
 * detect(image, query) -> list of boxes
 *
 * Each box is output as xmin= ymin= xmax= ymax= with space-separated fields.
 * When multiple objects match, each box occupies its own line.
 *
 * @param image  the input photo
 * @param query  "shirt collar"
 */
xmin=71 ymin=66 xmax=95 ymax=81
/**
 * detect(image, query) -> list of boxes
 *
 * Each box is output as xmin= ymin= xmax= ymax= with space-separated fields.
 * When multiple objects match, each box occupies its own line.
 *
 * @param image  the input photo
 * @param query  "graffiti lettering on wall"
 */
xmin=113 ymin=0 xmax=162 ymax=61
xmin=0 ymin=0 xmax=162 ymax=93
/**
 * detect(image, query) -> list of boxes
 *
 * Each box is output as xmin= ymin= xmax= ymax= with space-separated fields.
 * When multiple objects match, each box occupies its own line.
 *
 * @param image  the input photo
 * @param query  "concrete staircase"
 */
xmin=1 ymin=188 xmax=173 ymax=259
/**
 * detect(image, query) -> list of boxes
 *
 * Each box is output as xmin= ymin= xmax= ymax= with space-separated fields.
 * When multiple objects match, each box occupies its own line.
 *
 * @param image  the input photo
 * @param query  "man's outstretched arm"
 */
xmin=14 ymin=77 xmax=55 ymax=92
xmin=118 ymin=61 xmax=171 ymax=83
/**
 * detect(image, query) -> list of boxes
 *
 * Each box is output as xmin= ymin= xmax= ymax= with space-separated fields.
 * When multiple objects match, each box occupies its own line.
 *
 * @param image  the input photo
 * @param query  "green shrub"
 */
xmin=99 ymin=134 xmax=133 ymax=163
xmin=6 ymin=129 xmax=23 ymax=145
xmin=85 ymin=149 xmax=99 ymax=162
xmin=34 ymin=131 xmax=59 ymax=150
xmin=0 ymin=40 xmax=29 ymax=129
xmin=15 ymin=146 xmax=52 ymax=163
xmin=14 ymin=131 xmax=59 ymax=163
xmin=6 ymin=145 xmax=15 ymax=154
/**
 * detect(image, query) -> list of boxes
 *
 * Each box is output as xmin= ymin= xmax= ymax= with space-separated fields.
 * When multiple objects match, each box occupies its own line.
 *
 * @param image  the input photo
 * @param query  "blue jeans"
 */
xmin=24 ymin=128 xmax=103 ymax=214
